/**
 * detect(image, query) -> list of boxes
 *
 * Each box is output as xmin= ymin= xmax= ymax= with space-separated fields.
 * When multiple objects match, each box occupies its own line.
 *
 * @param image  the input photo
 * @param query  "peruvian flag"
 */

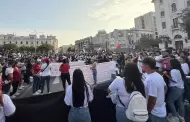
xmin=117 ymin=44 xmax=121 ymax=48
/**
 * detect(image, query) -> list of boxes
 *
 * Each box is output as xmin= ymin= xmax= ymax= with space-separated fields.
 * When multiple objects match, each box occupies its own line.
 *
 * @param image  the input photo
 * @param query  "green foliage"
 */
xmin=179 ymin=8 xmax=190 ymax=39
xmin=19 ymin=46 xmax=35 ymax=52
xmin=3 ymin=44 xmax=18 ymax=50
xmin=37 ymin=44 xmax=54 ymax=52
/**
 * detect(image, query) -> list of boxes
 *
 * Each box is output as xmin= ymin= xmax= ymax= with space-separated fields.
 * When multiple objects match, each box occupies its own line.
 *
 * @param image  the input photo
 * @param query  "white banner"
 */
xmin=50 ymin=62 xmax=112 ymax=84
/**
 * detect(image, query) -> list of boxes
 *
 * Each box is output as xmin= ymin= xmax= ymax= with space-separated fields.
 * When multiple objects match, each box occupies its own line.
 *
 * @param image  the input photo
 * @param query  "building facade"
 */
xmin=75 ymin=36 xmax=93 ymax=52
xmin=152 ymin=0 xmax=190 ymax=49
xmin=135 ymin=11 xmax=158 ymax=38
xmin=108 ymin=29 xmax=129 ymax=50
xmin=0 ymin=34 xmax=58 ymax=50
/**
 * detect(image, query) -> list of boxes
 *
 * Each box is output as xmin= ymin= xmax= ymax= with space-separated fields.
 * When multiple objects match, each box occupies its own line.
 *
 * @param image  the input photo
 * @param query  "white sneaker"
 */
xmin=178 ymin=116 xmax=185 ymax=122
xmin=11 ymin=95 xmax=16 ymax=99
xmin=15 ymin=92 xmax=20 ymax=96
xmin=33 ymin=92 xmax=40 ymax=95
xmin=37 ymin=90 xmax=42 ymax=93
xmin=168 ymin=116 xmax=180 ymax=122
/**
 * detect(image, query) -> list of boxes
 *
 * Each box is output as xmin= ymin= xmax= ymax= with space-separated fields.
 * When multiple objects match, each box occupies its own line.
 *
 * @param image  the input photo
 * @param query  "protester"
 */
xmin=109 ymin=54 xmax=118 ymax=81
xmin=32 ymin=59 xmax=41 ymax=95
xmin=164 ymin=59 xmax=186 ymax=122
xmin=64 ymin=69 xmax=93 ymax=122
xmin=10 ymin=61 xmax=22 ymax=98
xmin=24 ymin=60 xmax=32 ymax=84
xmin=0 ymin=90 xmax=16 ymax=122
xmin=3 ymin=61 xmax=14 ymax=95
xmin=59 ymin=58 xmax=71 ymax=91
xmin=90 ymin=61 xmax=97 ymax=85
xmin=108 ymin=63 xmax=146 ymax=122
xmin=40 ymin=58 xmax=51 ymax=94
xmin=142 ymin=57 xmax=167 ymax=122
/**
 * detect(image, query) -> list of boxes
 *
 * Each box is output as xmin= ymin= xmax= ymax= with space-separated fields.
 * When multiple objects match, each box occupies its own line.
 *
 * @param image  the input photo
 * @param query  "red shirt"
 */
xmin=59 ymin=64 xmax=70 ymax=73
xmin=32 ymin=64 xmax=41 ymax=75
xmin=13 ymin=67 xmax=22 ymax=82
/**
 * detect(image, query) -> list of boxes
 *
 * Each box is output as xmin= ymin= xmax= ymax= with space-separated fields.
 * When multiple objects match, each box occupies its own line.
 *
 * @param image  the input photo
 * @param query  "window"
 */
xmin=161 ymin=11 xmax=165 ymax=17
xmin=46 ymin=41 xmax=48 ymax=44
xmin=172 ymin=3 xmax=177 ymax=12
xmin=173 ymin=18 xmax=178 ymax=28
xmin=3 ymin=42 xmax=5 ymax=44
xmin=15 ymin=41 xmax=17 ymax=44
xmin=37 ymin=41 xmax=38 ymax=44
xmin=20 ymin=41 xmax=23 ymax=44
xmin=26 ymin=41 xmax=28 ymax=44
xmin=187 ymin=1 xmax=190 ymax=6
xmin=9 ymin=41 xmax=11 ymax=44
xmin=41 ymin=42 xmax=43 ymax=44
xmin=162 ymin=22 xmax=166 ymax=29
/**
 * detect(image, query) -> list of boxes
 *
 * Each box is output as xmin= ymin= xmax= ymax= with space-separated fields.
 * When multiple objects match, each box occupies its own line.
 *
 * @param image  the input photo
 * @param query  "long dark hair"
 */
xmin=124 ymin=63 xmax=145 ymax=97
xmin=72 ymin=69 xmax=89 ymax=108
xmin=170 ymin=59 xmax=187 ymax=84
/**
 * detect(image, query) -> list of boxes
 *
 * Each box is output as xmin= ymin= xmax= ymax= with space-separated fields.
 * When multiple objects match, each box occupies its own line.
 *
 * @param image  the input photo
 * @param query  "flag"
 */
xmin=117 ymin=44 xmax=120 ymax=48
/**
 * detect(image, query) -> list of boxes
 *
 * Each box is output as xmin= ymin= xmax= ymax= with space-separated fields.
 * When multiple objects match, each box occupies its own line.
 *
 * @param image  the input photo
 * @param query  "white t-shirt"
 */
xmin=109 ymin=77 xmax=131 ymax=108
xmin=0 ymin=94 xmax=16 ymax=122
xmin=181 ymin=63 xmax=189 ymax=75
xmin=40 ymin=63 xmax=51 ymax=76
xmin=64 ymin=84 xmax=93 ymax=108
xmin=169 ymin=69 xmax=184 ymax=89
xmin=5 ymin=67 xmax=13 ymax=76
xmin=155 ymin=55 xmax=162 ymax=68
xmin=144 ymin=72 xmax=166 ymax=117
xmin=109 ymin=61 xmax=117 ymax=75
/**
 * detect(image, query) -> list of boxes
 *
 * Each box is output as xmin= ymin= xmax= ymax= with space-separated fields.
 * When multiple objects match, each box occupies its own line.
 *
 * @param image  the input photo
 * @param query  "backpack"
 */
xmin=125 ymin=91 xmax=148 ymax=122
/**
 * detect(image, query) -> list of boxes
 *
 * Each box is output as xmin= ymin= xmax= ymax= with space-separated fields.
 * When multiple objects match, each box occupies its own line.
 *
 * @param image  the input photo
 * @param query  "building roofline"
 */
xmin=151 ymin=0 xmax=155 ymax=3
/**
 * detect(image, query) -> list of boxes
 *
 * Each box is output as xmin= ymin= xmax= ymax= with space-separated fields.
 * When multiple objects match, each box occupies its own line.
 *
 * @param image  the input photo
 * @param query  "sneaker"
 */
xmin=37 ymin=90 xmax=42 ymax=93
xmin=33 ymin=92 xmax=40 ymax=95
xmin=15 ymin=92 xmax=20 ymax=96
xmin=11 ymin=95 xmax=16 ymax=99
xmin=168 ymin=116 xmax=180 ymax=122
xmin=178 ymin=116 xmax=185 ymax=122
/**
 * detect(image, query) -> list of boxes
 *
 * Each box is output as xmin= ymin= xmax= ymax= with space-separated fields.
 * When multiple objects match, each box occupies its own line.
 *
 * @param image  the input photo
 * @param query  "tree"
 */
xmin=136 ymin=38 xmax=159 ymax=49
xmin=37 ymin=44 xmax=54 ymax=52
xmin=67 ymin=47 xmax=72 ymax=52
xmin=158 ymin=35 xmax=172 ymax=48
xmin=19 ymin=46 xmax=27 ymax=52
xmin=178 ymin=8 xmax=190 ymax=39
xmin=3 ymin=44 xmax=18 ymax=51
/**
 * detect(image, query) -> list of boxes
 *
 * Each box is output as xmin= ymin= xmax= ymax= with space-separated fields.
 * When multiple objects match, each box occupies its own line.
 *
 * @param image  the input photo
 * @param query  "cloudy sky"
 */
xmin=0 ymin=0 xmax=154 ymax=46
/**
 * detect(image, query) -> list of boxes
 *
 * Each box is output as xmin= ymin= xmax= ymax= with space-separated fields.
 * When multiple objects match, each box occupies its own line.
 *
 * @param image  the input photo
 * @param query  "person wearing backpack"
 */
xmin=142 ymin=57 xmax=167 ymax=122
xmin=108 ymin=63 xmax=147 ymax=122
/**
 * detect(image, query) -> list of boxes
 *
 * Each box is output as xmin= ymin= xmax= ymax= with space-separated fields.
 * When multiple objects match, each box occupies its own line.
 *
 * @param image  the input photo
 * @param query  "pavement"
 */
xmin=15 ymin=76 xmax=64 ymax=98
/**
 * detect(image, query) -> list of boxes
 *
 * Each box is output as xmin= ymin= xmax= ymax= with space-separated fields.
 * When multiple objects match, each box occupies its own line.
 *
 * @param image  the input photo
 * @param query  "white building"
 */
xmin=128 ymin=28 xmax=155 ymax=49
xmin=135 ymin=12 xmax=158 ymax=38
xmin=92 ymin=30 xmax=108 ymax=51
xmin=108 ymin=29 xmax=128 ymax=50
xmin=0 ymin=34 xmax=58 ymax=50
xmin=152 ymin=0 xmax=190 ymax=49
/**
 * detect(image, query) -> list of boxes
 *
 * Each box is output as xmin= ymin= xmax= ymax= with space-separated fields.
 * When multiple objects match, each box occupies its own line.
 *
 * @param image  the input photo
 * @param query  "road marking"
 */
xmin=53 ymin=77 xmax=60 ymax=84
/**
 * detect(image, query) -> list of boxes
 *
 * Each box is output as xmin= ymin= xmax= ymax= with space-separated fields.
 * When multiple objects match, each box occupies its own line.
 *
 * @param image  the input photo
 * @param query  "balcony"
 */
xmin=171 ymin=25 xmax=180 ymax=31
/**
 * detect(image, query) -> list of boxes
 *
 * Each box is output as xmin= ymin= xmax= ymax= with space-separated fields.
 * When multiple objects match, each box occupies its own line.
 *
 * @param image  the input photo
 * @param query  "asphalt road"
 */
xmin=16 ymin=76 xmax=64 ymax=98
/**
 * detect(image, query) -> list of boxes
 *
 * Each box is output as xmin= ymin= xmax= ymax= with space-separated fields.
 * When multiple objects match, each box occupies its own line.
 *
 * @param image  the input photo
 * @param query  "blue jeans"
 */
xmin=33 ymin=75 xmax=40 ymax=93
xmin=41 ymin=76 xmax=50 ymax=93
xmin=116 ymin=106 xmax=133 ymax=122
xmin=92 ymin=69 xmax=97 ymax=85
xmin=68 ymin=107 xmax=91 ymax=122
xmin=147 ymin=114 xmax=166 ymax=122
xmin=166 ymin=87 xmax=185 ymax=117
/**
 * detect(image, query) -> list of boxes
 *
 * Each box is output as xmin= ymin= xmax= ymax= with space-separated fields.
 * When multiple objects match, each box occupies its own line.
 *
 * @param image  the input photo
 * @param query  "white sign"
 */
xmin=50 ymin=62 xmax=112 ymax=85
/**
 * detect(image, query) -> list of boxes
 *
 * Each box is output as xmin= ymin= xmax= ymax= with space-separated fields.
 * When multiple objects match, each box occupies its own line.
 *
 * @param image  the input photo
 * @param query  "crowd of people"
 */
xmin=0 ymin=48 xmax=189 ymax=122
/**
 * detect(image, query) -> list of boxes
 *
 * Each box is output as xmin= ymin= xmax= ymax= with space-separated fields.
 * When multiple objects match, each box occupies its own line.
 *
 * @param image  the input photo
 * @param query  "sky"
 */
xmin=0 ymin=0 xmax=154 ymax=46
